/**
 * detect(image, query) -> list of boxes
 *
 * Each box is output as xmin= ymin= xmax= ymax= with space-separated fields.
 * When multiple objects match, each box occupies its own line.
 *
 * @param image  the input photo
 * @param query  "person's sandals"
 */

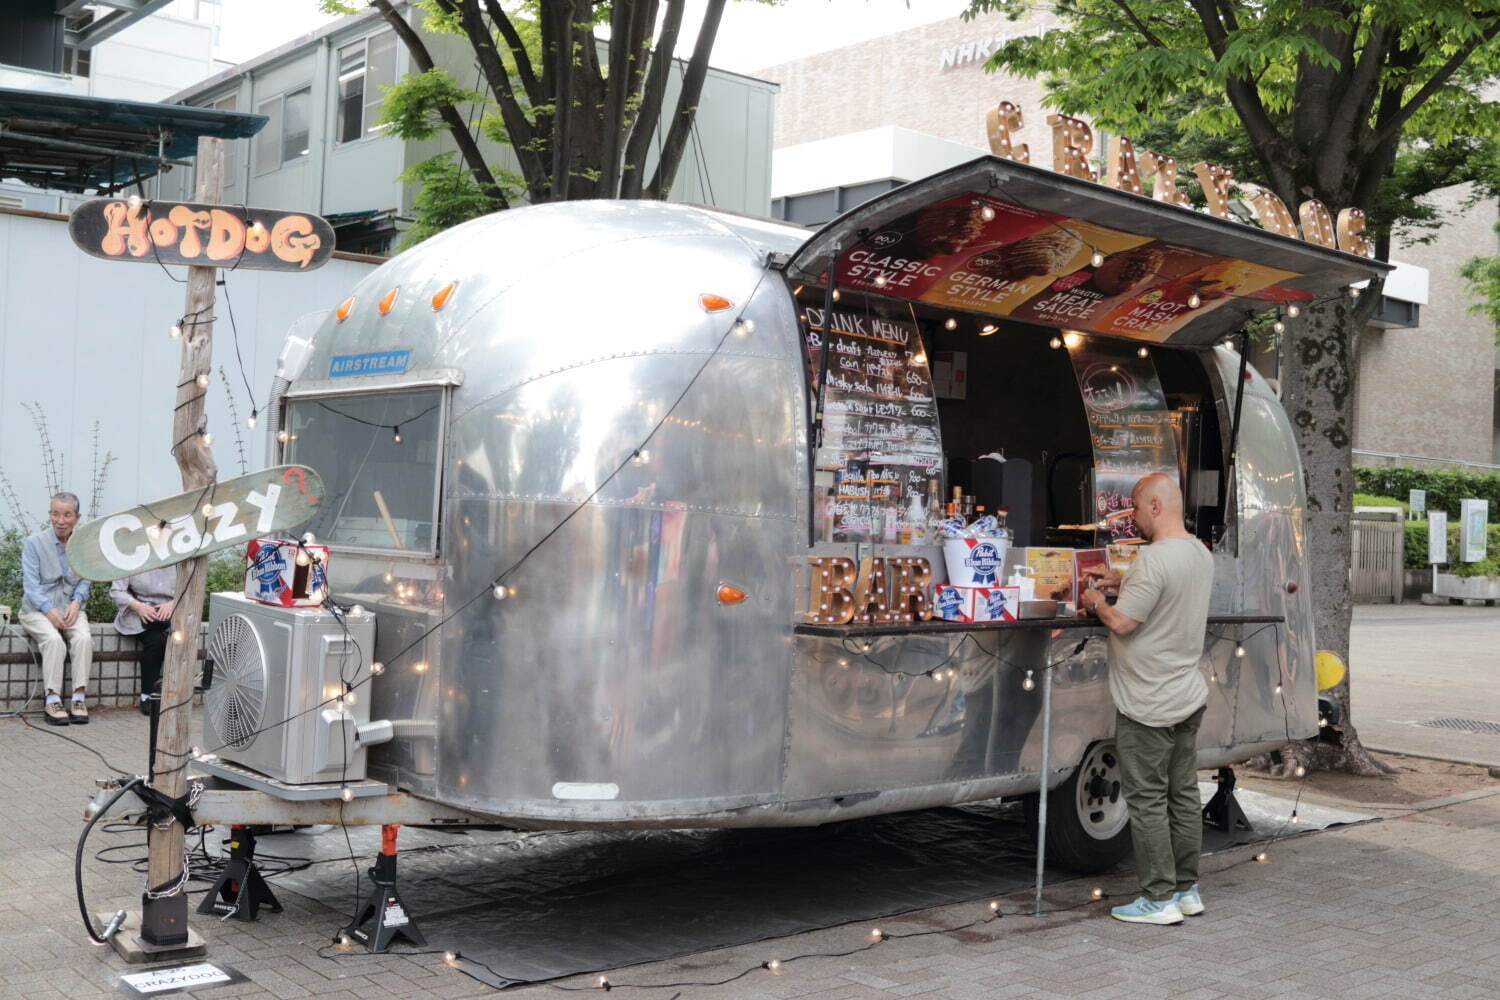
xmin=44 ymin=700 xmax=70 ymax=726
xmin=69 ymin=698 xmax=89 ymax=724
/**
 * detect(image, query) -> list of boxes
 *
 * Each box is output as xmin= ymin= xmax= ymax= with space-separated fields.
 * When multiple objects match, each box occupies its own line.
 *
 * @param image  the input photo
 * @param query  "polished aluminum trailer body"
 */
xmin=270 ymin=199 xmax=1319 ymax=830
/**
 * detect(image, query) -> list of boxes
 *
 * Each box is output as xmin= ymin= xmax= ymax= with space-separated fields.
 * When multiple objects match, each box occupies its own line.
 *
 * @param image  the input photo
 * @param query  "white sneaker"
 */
xmin=1174 ymin=884 xmax=1205 ymax=916
xmin=1110 ymin=896 xmax=1184 ymax=925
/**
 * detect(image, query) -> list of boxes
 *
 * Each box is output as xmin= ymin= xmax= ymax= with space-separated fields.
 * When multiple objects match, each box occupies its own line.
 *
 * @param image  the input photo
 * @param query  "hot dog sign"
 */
xmin=67 ymin=465 xmax=325 ymax=581
xmin=68 ymin=199 xmax=334 ymax=271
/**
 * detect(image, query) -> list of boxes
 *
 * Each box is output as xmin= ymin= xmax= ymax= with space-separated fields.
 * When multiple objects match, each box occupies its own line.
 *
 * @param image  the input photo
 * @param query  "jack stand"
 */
xmin=198 ymin=825 xmax=282 ymax=921
xmin=1202 ymin=765 xmax=1255 ymax=834
xmin=343 ymin=824 xmax=425 ymax=951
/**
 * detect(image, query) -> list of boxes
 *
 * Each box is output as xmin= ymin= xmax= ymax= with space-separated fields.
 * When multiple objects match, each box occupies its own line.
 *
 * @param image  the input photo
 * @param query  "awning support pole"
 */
xmin=811 ymin=245 xmax=840 ymax=450
xmin=1032 ymin=657 xmax=1054 ymax=916
xmin=1225 ymin=329 xmax=1251 ymax=555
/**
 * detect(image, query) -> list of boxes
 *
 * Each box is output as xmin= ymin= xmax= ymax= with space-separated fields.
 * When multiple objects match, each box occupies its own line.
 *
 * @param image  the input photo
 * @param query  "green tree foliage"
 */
xmin=966 ymin=0 xmax=1500 ymax=774
xmin=324 ymin=0 xmax=767 ymax=243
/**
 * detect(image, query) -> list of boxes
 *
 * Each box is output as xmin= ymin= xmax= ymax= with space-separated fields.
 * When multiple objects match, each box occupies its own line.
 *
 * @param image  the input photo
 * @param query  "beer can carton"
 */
xmin=933 ymin=584 xmax=973 ymax=622
xmin=971 ymin=585 xmax=1020 ymax=622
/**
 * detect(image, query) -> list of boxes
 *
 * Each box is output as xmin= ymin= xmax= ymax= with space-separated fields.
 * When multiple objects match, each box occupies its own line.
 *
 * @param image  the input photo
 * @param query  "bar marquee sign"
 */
xmin=68 ymin=198 xmax=335 ymax=271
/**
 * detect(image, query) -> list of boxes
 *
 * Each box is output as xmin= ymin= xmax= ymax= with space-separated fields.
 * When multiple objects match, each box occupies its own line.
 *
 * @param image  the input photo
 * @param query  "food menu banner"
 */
xmin=1069 ymin=340 xmax=1178 ymax=543
xmin=803 ymin=296 xmax=943 ymax=543
xmin=835 ymin=192 xmax=1304 ymax=341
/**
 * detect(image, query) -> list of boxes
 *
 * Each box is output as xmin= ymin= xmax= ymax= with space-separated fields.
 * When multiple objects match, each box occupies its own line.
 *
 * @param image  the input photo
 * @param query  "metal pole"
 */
xmin=1033 ymin=657 xmax=1054 ymax=916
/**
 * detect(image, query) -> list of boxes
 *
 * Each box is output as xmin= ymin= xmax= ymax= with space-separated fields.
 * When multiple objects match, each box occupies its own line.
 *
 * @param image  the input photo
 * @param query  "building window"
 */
xmin=255 ymin=86 xmax=312 ymax=174
xmin=62 ymin=46 xmax=91 ymax=78
xmin=336 ymin=30 xmax=397 ymax=144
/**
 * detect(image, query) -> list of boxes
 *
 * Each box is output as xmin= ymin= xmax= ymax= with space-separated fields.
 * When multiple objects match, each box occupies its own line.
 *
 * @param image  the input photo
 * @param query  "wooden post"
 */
xmin=140 ymin=136 xmax=222 ymax=949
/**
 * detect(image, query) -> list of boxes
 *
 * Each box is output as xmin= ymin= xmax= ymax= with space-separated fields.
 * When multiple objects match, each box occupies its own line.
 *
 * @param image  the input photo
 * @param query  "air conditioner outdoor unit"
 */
xmin=204 ymin=592 xmax=376 ymax=784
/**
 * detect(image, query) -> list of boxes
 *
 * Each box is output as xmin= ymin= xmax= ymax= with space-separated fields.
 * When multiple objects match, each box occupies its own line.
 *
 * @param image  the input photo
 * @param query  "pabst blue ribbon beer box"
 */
xmin=971 ymin=585 xmax=1021 ymax=622
xmin=933 ymin=584 xmax=973 ymax=623
xmin=245 ymin=538 xmax=329 ymax=607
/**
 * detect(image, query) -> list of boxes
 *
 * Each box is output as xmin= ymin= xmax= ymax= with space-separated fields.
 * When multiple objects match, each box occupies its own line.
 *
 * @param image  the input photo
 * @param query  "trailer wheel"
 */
xmin=1024 ymin=740 xmax=1132 ymax=873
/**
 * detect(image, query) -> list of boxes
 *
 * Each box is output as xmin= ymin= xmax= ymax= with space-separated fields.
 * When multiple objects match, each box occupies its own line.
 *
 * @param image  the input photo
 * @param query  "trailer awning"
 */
xmin=0 ymin=87 xmax=267 ymax=194
xmin=781 ymin=156 xmax=1392 ymax=347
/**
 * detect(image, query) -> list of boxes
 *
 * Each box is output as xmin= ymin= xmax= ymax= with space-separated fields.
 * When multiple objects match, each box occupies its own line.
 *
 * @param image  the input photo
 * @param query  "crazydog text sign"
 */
xmin=67 ymin=465 xmax=324 ymax=581
xmin=68 ymin=199 xmax=334 ymax=271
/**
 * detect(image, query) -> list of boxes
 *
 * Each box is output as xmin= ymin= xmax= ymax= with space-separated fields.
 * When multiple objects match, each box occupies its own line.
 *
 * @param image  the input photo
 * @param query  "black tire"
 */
xmin=1023 ymin=740 xmax=1132 ymax=874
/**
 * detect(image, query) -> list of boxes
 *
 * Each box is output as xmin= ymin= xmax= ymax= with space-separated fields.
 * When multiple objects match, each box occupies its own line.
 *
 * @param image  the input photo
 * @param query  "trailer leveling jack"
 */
xmin=197 ymin=825 xmax=282 ymax=922
xmin=344 ymin=823 xmax=425 ymax=951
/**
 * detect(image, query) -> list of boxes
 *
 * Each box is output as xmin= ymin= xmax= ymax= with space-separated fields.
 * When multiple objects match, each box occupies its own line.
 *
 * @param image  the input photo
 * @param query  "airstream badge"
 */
xmin=329 ymin=349 xmax=412 ymax=377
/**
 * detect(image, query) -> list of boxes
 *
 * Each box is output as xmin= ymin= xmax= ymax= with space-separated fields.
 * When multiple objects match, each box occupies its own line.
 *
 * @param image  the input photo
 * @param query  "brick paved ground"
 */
xmin=3 ymin=708 xmax=1499 ymax=1000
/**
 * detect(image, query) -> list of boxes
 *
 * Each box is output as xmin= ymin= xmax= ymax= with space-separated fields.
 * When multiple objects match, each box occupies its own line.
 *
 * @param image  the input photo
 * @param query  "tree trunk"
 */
xmin=1276 ymin=290 xmax=1393 ymax=776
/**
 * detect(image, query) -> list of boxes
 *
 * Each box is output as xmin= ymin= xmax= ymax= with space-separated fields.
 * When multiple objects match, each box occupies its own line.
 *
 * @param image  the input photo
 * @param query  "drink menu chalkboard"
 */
xmin=1069 ymin=339 xmax=1178 ymax=543
xmin=803 ymin=295 xmax=944 ymax=543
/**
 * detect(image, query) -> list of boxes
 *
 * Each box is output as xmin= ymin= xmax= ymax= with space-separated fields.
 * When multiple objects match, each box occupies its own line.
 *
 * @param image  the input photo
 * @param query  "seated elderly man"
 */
xmin=18 ymin=492 xmax=94 ymax=725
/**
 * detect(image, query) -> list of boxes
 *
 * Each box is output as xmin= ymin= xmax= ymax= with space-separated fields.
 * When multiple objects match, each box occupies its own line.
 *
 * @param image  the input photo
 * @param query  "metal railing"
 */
xmin=1353 ymin=449 xmax=1500 ymax=473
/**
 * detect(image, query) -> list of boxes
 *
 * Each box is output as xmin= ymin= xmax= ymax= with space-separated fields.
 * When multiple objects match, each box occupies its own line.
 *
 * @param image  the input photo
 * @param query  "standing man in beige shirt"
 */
xmin=1078 ymin=474 xmax=1214 ymax=926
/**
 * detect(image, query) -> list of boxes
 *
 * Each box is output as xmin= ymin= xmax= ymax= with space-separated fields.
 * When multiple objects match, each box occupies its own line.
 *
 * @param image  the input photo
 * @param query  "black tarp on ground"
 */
xmin=258 ymin=787 xmax=1371 ymax=987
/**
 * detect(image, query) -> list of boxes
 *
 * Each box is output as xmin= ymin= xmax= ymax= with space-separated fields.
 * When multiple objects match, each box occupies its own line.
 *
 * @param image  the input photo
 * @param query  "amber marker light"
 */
xmin=335 ymin=296 xmax=354 ymax=321
xmin=378 ymin=287 xmax=399 ymax=315
xmin=699 ymin=293 xmax=734 ymax=312
xmin=717 ymin=584 xmax=748 ymax=605
xmin=432 ymin=282 xmax=456 ymax=311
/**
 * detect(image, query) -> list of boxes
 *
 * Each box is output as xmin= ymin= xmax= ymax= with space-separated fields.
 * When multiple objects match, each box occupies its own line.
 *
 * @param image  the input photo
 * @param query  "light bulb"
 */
xmin=979 ymin=323 xmax=998 ymax=336
xmin=1294 ymin=765 xmax=1306 ymax=778
xmin=1290 ymin=812 xmax=1300 ymax=824
xmin=1255 ymin=852 xmax=1268 ymax=863
xmin=343 ymin=690 xmax=356 ymax=705
xmin=302 ymin=532 xmax=316 ymax=545
xmin=246 ymin=411 xmax=257 ymax=429
xmin=308 ymin=588 xmax=324 ymax=603
xmin=1274 ymin=684 xmax=1283 ymax=695
xmin=1091 ymin=887 xmax=1104 ymax=900
xmin=171 ymin=630 xmax=184 ymax=644
xmin=1091 ymin=251 xmax=1105 ymax=268
xmin=444 ymin=950 xmax=458 ymax=963
xmin=383 ymin=571 xmax=394 ymax=584
xmin=493 ymin=584 xmax=509 ymax=600
xmin=1349 ymin=286 xmax=1361 ymax=299
xmin=1136 ymin=346 xmax=1149 ymax=358
xmin=831 ymin=289 xmax=841 ymax=302
xmin=201 ymin=431 xmax=213 ymax=445
xmin=869 ymin=927 xmax=884 ymax=940
xmin=597 ymin=976 xmax=610 ymax=989
xmin=195 ymin=373 xmax=209 ymax=389
xmin=944 ymin=317 xmax=958 ymax=331
xmin=127 ymin=193 xmax=143 ymax=210
xmin=249 ymin=220 xmax=266 ymax=238
xmin=201 ymin=503 xmax=215 ymax=517
xmin=634 ymin=449 xmax=650 ymax=464
xmin=414 ymin=661 xmax=428 ymax=673
xmin=190 ymin=745 xmax=204 ymax=758
xmin=988 ymin=900 xmax=1000 ymax=913
xmin=1235 ymin=645 xmax=1246 ymax=658
xmin=738 ymin=319 xmax=755 ymax=334
xmin=277 ymin=429 xmax=290 ymax=443
xmin=338 ymin=933 xmax=351 ymax=947
xmin=1022 ymin=672 xmax=1035 ymax=692
xmin=392 ymin=426 xmax=402 ymax=443
xmin=1188 ymin=292 xmax=1202 ymax=308
xmin=340 ymin=787 xmax=354 ymax=802
xmin=979 ymin=204 xmax=996 ymax=221
xmin=296 ymin=550 xmax=311 ymax=566
xmin=170 ymin=324 xmax=183 ymax=339
xmin=1273 ymin=319 xmax=1286 ymax=334
xmin=766 ymin=959 xmax=781 ymax=971
xmin=1049 ymin=336 xmax=1063 ymax=349
xmin=873 ymin=274 xmax=888 ymax=287
xmin=1287 ymin=304 xmax=1300 ymax=318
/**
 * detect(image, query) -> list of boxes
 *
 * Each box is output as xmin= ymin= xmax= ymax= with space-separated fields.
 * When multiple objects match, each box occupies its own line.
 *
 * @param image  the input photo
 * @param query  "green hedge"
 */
xmin=1403 ymin=520 xmax=1500 ymax=577
xmin=0 ymin=528 xmax=243 ymax=626
xmin=1355 ymin=466 xmax=1500 ymax=518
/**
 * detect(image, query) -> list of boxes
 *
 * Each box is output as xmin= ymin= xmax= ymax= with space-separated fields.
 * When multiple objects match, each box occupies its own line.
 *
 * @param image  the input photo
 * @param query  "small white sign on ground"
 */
xmin=119 ymin=962 xmax=245 ymax=997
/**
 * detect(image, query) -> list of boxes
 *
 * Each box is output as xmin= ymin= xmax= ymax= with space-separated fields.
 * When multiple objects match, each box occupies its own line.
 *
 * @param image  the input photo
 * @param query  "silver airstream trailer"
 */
xmin=199 ymin=157 xmax=1387 ymax=874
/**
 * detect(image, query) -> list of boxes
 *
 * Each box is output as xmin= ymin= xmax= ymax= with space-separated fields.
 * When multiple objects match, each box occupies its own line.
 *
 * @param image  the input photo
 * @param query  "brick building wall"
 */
xmin=1357 ymin=187 xmax=1500 ymax=466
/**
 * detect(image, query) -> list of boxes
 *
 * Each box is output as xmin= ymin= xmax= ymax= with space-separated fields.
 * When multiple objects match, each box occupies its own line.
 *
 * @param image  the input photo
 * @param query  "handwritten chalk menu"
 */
xmin=1069 ymin=340 xmax=1177 ymax=543
xmin=803 ymin=294 xmax=943 ymax=543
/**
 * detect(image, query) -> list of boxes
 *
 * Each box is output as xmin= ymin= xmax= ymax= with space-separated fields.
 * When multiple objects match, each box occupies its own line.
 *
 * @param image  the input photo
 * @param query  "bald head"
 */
xmin=1131 ymin=474 xmax=1186 ymax=541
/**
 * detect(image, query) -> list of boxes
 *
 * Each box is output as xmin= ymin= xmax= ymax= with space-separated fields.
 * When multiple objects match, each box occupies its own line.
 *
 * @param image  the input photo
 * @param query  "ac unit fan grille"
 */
xmin=205 ymin=613 xmax=267 ymax=750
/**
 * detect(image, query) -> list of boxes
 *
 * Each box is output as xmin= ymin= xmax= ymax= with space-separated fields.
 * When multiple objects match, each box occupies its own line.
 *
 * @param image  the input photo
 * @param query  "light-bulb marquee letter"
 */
xmin=1193 ymin=162 xmax=1234 ymax=220
xmin=1337 ymin=208 xmax=1373 ymax=257
xmin=1047 ymin=113 xmax=1096 ymax=182
xmin=1243 ymin=185 xmax=1299 ymax=237
xmin=986 ymin=100 xmax=1030 ymax=164
xmin=1104 ymin=135 xmax=1143 ymax=195
xmin=1298 ymin=200 xmax=1336 ymax=248
xmin=807 ymin=556 xmax=856 ymax=625
xmin=888 ymin=558 xmax=934 ymax=623
xmin=852 ymin=557 xmax=899 ymax=625
xmin=1141 ymin=151 xmax=1191 ymax=207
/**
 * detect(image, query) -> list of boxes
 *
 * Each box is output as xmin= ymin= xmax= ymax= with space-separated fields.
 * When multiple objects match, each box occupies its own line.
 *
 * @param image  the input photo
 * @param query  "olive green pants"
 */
xmin=1114 ymin=705 xmax=1206 ymax=901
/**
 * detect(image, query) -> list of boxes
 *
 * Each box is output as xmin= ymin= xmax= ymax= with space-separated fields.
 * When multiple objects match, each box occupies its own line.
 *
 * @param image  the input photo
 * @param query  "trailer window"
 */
xmin=283 ymin=389 xmax=444 ymax=553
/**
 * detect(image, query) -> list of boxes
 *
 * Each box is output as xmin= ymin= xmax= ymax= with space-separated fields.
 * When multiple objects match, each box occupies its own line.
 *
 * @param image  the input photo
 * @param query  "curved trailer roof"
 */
xmin=781 ymin=155 xmax=1392 ymax=347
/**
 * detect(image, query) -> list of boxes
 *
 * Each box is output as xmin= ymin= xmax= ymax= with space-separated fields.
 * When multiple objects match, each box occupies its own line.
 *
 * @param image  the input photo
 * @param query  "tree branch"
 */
xmin=1190 ymin=0 xmax=1294 ymax=193
xmin=453 ymin=0 xmax=549 ymax=200
xmin=1362 ymin=16 xmax=1500 ymax=157
xmin=370 ymin=0 xmax=508 ymax=209
xmin=621 ymin=0 xmax=684 ymax=198
xmin=598 ymin=0 xmax=638 ymax=196
xmin=647 ymin=0 xmax=725 ymax=199
xmin=1109 ymin=0 xmax=1165 ymax=47
xmin=482 ymin=0 xmax=543 ymax=109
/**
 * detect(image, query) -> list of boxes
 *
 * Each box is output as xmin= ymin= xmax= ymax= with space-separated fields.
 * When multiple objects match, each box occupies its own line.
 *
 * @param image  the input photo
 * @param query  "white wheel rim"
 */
xmin=1074 ymin=742 xmax=1129 ymax=840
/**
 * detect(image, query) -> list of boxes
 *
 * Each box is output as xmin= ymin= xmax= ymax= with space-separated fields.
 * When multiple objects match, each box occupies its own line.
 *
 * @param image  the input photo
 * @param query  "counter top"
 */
xmin=794 ymin=614 xmax=1285 ymax=639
